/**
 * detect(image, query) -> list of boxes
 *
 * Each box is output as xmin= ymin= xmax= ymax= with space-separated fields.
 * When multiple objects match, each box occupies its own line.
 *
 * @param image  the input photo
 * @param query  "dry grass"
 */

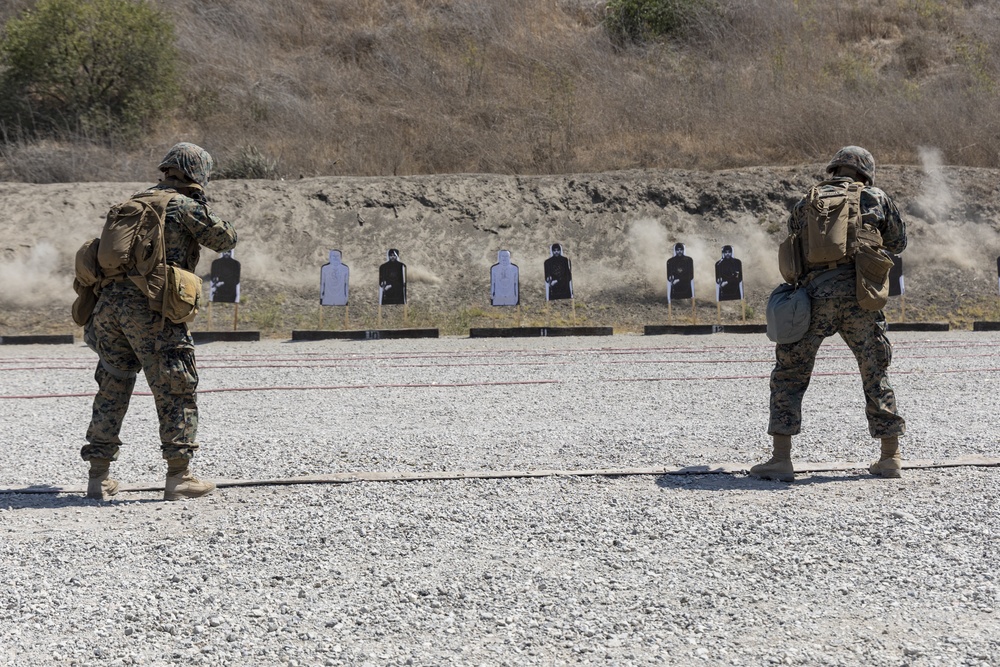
xmin=3 ymin=0 xmax=1000 ymax=181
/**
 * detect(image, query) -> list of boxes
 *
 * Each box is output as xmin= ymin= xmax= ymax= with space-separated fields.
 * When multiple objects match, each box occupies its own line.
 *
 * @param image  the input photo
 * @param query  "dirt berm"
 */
xmin=2 ymin=164 xmax=998 ymax=335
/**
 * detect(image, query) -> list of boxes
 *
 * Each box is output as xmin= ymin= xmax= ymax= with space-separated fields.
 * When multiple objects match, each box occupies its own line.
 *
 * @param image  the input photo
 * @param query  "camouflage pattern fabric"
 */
xmin=82 ymin=184 xmax=236 ymax=462
xmin=157 ymin=142 xmax=213 ymax=188
xmin=82 ymin=283 xmax=199 ymax=461
xmin=139 ymin=182 xmax=235 ymax=270
xmin=768 ymin=295 xmax=905 ymax=437
xmin=793 ymin=177 xmax=907 ymax=300
xmin=826 ymin=145 xmax=876 ymax=185
xmin=768 ymin=176 xmax=906 ymax=438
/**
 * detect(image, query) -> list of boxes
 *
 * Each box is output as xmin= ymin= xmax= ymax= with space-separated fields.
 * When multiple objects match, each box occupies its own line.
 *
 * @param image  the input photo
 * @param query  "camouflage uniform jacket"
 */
xmin=132 ymin=179 xmax=238 ymax=271
xmin=788 ymin=176 xmax=907 ymax=299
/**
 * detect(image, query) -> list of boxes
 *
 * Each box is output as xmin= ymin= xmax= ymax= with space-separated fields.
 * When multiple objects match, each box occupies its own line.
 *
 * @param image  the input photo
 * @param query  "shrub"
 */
xmin=604 ymin=0 xmax=709 ymax=45
xmin=0 ymin=0 xmax=179 ymax=141
xmin=214 ymin=145 xmax=283 ymax=180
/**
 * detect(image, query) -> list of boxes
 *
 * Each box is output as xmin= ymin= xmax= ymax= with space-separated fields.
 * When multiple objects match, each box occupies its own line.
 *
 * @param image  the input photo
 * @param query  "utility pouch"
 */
xmin=766 ymin=282 xmax=811 ymax=344
xmin=777 ymin=233 xmax=804 ymax=284
xmin=72 ymin=238 xmax=103 ymax=326
xmin=163 ymin=265 xmax=203 ymax=324
xmin=71 ymin=278 xmax=99 ymax=327
xmin=855 ymin=244 xmax=893 ymax=311
xmin=75 ymin=238 xmax=102 ymax=286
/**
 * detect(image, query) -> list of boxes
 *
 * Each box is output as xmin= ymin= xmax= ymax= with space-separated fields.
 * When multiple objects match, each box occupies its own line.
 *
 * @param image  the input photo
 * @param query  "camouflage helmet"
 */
xmin=826 ymin=145 xmax=875 ymax=185
xmin=158 ymin=142 xmax=213 ymax=188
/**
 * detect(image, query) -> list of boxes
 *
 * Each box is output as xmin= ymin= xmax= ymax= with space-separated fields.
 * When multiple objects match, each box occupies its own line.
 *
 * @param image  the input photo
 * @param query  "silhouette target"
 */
xmin=320 ymin=249 xmax=350 ymax=306
xmin=379 ymin=249 xmax=407 ymax=305
xmin=491 ymin=250 xmax=520 ymax=306
xmin=888 ymin=253 xmax=904 ymax=297
xmin=666 ymin=243 xmax=694 ymax=302
xmin=210 ymin=250 xmax=240 ymax=303
xmin=715 ymin=245 xmax=743 ymax=302
xmin=544 ymin=243 xmax=573 ymax=301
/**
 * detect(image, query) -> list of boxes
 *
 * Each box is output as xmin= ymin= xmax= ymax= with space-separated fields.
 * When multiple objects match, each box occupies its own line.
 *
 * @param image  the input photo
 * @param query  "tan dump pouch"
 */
xmin=855 ymin=244 xmax=894 ymax=311
xmin=163 ymin=265 xmax=203 ymax=324
xmin=855 ymin=225 xmax=883 ymax=248
xmin=777 ymin=233 xmax=804 ymax=285
xmin=71 ymin=278 xmax=99 ymax=327
xmin=71 ymin=238 xmax=103 ymax=326
xmin=75 ymin=238 xmax=102 ymax=286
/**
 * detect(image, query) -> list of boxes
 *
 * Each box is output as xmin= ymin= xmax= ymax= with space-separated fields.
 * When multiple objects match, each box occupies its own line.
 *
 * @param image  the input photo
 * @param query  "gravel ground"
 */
xmin=1 ymin=332 xmax=998 ymax=666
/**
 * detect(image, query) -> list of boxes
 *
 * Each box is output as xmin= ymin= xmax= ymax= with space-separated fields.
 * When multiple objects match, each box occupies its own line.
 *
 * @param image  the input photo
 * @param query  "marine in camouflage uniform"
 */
xmin=83 ymin=142 xmax=237 ymax=500
xmin=752 ymin=146 xmax=906 ymax=482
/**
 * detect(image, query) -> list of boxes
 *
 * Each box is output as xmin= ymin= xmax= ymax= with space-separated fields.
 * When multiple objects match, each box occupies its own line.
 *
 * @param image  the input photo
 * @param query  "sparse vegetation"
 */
xmin=243 ymin=293 xmax=287 ymax=332
xmin=1 ymin=0 xmax=1000 ymax=181
xmin=604 ymin=0 xmax=710 ymax=45
xmin=214 ymin=144 xmax=283 ymax=181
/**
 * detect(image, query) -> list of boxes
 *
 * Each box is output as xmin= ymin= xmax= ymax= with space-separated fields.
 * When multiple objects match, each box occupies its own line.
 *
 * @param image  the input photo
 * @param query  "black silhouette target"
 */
xmin=379 ymin=249 xmax=406 ymax=305
xmin=666 ymin=243 xmax=694 ymax=303
xmin=715 ymin=245 xmax=743 ymax=302
xmin=210 ymin=250 xmax=241 ymax=303
xmin=544 ymin=243 xmax=573 ymax=301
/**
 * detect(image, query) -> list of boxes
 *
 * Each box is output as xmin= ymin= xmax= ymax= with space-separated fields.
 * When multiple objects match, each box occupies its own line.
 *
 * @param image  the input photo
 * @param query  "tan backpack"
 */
xmin=86 ymin=190 xmax=203 ymax=324
xmin=778 ymin=180 xmax=861 ymax=284
xmin=801 ymin=179 xmax=864 ymax=267
xmin=776 ymin=179 xmax=893 ymax=310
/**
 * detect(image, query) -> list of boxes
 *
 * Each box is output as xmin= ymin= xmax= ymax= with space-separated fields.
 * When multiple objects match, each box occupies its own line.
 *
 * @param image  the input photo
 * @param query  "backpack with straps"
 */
xmin=91 ymin=189 xmax=203 ymax=324
xmin=98 ymin=191 xmax=175 ymax=293
xmin=801 ymin=179 xmax=864 ymax=267
xmin=776 ymin=179 xmax=893 ymax=311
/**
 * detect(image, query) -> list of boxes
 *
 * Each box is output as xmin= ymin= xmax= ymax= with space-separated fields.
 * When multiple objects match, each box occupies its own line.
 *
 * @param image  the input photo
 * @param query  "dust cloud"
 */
xmin=0 ymin=242 xmax=71 ymax=307
xmin=913 ymin=147 xmax=954 ymax=225
xmin=405 ymin=266 xmax=443 ymax=285
xmin=626 ymin=218 xmax=669 ymax=296
xmin=904 ymin=146 xmax=995 ymax=277
xmin=626 ymin=216 xmax=785 ymax=299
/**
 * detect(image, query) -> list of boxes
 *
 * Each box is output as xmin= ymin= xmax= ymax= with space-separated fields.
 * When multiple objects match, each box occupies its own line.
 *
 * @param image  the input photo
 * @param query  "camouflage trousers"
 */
xmin=81 ymin=282 xmax=199 ymax=462
xmin=769 ymin=295 xmax=906 ymax=438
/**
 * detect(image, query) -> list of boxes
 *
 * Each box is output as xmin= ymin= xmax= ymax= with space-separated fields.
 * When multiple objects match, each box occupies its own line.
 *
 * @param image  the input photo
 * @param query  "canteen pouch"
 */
xmin=163 ymin=265 xmax=203 ymax=324
xmin=855 ymin=244 xmax=893 ymax=311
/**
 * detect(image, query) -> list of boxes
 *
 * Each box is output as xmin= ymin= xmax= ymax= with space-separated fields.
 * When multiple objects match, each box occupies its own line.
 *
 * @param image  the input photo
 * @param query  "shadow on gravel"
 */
xmin=0 ymin=493 xmax=160 ymax=510
xmin=655 ymin=472 xmax=870 ymax=491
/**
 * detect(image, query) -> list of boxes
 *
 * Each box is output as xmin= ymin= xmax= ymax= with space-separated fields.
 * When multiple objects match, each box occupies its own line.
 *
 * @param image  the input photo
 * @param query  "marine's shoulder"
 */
xmin=860 ymin=185 xmax=894 ymax=207
xmin=862 ymin=184 xmax=889 ymax=197
xmin=130 ymin=184 xmax=170 ymax=198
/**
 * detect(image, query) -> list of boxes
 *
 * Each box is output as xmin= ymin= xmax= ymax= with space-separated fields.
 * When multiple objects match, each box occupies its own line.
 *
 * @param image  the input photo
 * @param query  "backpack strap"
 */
xmin=149 ymin=191 xmax=179 ymax=333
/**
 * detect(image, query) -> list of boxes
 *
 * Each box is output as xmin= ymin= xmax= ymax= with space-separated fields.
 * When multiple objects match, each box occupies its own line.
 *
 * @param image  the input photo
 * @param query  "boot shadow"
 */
xmin=655 ymin=470 xmax=872 ymax=491
xmin=0 ymin=488 xmax=161 ymax=509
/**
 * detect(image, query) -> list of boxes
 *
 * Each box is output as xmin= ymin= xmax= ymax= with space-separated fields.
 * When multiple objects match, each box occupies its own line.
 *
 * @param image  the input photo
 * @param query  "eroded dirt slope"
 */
xmin=2 ymin=164 xmax=999 ymax=335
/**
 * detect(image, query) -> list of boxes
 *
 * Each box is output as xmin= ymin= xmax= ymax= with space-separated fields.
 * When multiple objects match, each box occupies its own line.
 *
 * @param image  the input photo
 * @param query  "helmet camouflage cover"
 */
xmin=826 ymin=145 xmax=875 ymax=185
xmin=158 ymin=142 xmax=213 ymax=188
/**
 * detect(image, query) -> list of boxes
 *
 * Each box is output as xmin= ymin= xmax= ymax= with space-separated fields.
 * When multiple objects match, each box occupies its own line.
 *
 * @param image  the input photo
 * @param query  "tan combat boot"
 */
xmin=869 ymin=436 xmax=902 ymax=479
xmin=164 ymin=458 xmax=216 ymax=501
xmin=749 ymin=434 xmax=794 ymax=482
xmin=86 ymin=458 xmax=119 ymax=500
